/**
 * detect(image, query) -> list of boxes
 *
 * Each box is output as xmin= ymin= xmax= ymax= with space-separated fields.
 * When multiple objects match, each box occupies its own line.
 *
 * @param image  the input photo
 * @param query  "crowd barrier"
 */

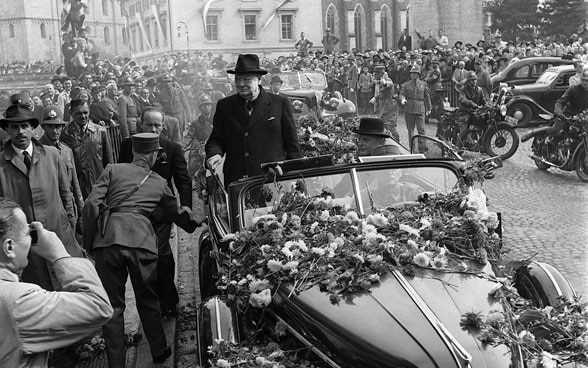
xmin=106 ymin=124 xmax=122 ymax=163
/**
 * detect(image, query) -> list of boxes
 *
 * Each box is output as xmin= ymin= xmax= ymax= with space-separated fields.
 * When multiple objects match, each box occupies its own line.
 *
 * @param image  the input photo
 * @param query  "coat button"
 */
xmin=245 ymin=153 xmax=249 ymax=157
xmin=244 ymin=132 xmax=249 ymax=137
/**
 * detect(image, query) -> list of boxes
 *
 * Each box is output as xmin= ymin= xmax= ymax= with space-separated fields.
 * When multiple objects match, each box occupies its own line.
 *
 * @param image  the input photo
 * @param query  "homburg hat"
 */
xmin=132 ymin=133 xmax=161 ymax=153
xmin=270 ymin=75 xmax=284 ymax=84
xmin=409 ymin=65 xmax=421 ymax=74
xmin=41 ymin=105 xmax=66 ymax=125
xmin=0 ymin=104 xmax=39 ymax=129
xmin=352 ymin=117 xmax=391 ymax=138
xmin=227 ymin=54 xmax=267 ymax=75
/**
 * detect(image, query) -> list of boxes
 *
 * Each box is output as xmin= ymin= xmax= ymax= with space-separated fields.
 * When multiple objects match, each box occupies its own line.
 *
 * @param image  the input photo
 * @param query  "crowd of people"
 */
xmin=2 ymin=20 xmax=588 ymax=368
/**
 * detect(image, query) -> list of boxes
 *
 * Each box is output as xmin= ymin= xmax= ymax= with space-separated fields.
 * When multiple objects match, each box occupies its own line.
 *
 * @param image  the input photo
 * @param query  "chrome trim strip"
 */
xmin=267 ymin=310 xmax=342 ymax=368
xmin=534 ymin=262 xmax=562 ymax=297
xmin=391 ymin=269 xmax=472 ymax=367
xmin=351 ymin=168 xmax=364 ymax=215
xmin=214 ymin=297 xmax=223 ymax=340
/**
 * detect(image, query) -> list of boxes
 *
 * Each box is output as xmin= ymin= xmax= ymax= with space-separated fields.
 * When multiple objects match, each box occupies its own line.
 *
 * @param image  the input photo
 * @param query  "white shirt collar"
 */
xmin=11 ymin=142 xmax=33 ymax=158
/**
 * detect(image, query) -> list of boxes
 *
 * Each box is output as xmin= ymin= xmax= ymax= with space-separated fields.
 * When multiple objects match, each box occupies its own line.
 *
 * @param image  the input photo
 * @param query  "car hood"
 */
xmin=274 ymin=262 xmax=521 ymax=368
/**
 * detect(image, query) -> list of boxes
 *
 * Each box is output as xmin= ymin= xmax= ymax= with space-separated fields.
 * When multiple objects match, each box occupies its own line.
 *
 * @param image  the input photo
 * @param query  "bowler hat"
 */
xmin=227 ymin=54 xmax=267 ymax=75
xmin=0 ymin=104 xmax=39 ymax=129
xmin=270 ymin=75 xmax=283 ymax=84
xmin=41 ymin=105 xmax=66 ymax=125
xmin=132 ymin=133 xmax=161 ymax=153
xmin=409 ymin=65 xmax=421 ymax=74
xmin=352 ymin=117 xmax=391 ymax=138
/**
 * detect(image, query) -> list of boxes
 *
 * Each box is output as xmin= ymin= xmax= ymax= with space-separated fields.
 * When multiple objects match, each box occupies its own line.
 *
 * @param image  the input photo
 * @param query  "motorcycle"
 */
xmin=521 ymin=112 xmax=588 ymax=182
xmin=435 ymin=101 xmax=520 ymax=160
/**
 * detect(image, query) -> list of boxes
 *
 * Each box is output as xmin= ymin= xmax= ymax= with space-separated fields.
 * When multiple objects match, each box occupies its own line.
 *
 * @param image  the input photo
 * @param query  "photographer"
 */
xmin=0 ymin=197 xmax=112 ymax=368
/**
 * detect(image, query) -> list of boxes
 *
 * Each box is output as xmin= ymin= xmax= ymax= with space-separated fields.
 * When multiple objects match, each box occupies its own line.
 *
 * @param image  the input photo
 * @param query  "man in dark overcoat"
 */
xmin=117 ymin=108 xmax=192 ymax=317
xmin=205 ymin=54 xmax=301 ymax=187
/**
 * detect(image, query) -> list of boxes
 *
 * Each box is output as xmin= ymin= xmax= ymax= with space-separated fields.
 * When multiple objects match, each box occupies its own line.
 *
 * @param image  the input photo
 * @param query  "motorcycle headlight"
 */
xmin=500 ymin=104 xmax=507 ymax=116
xmin=292 ymin=99 xmax=304 ymax=113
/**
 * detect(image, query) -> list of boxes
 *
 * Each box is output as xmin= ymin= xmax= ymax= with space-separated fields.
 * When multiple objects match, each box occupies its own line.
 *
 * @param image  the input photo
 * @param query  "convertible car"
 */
xmin=262 ymin=70 xmax=356 ymax=119
xmin=196 ymin=137 xmax=578 ymax=368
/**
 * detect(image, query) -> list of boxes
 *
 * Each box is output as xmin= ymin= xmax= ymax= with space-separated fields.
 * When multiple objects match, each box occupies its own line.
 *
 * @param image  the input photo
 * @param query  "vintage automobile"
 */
xmin=490 ymin=56 xmax=574 ymax=93
xmin=261 ymin=70 xmax=356 ymax=119
xmin=506 ymin=65 xmax=576 ymax=128
xmin=196 ymin=136 xmax=579 ymax=368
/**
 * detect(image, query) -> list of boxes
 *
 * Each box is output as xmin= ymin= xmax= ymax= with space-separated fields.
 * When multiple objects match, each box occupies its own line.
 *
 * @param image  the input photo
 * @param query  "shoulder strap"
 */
xmin=101 ymin=170 xmax=152 ymax=212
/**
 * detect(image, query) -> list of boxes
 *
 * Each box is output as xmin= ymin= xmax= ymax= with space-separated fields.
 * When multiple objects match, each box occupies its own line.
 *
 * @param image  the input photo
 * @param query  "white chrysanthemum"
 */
xmin=221 ymin=233 xmax=237 ymax=241
xmin=281 ymin=246 xmax=293 ymax=259
xmin=413 ymin=252 xmax=430 ymax=267
xmin=252 ymin=214 xmax=277 ymax=224
xmin=406 ymin=239 xmax=419 ymax=250
xmin=367 ymin=254 xmax=383 ymax=264
xmin=345 ymin=211 xmax=359 ymax=223
xmin=249 ymin=278 xmax=271 ymax=292
xmin=311 ymin=247 xmax=325 ymax=256
xmin=319 ymin=210 xmax=330 ymax=221
xmin=249 ymin=289 xmax=272 ymax=308
xmin=362 ymin=223 xmax=378 ymax=236
xmin=485 ymin=212 xmax=499 ymax=229
xmin=432 ymin=256 xmax=448 ymax=269
xmin=283 ymin=261 xmax=299 ymax=274
xmin=216 ymin=359 xmax=231 ymax=368
xmin=260 ymin=244 xmax=271 ymax=254
xmin=367 ymin=213 xmax=389 ymax=227
xmin=399 ymin=223 xmax=420 ymax=237
xmin=310 ymin=221 xmax=319 ymax=233
xmin=296 ymin=239 xmax=308 ymax=252
xmin=267 ymin=259 xmax=282 ymax=272
xmin=333 ymin=237 xmax=345 ymax=246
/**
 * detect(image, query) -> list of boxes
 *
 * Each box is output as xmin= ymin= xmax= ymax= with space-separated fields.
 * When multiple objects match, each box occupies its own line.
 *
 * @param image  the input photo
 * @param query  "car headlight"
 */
xmin=292 ymin=99 xmax=304 ymax=112
xmin=500 ymin=104 xmax=507 ymax=116
xmin=329 ymin=98 xmax=339 ymax=109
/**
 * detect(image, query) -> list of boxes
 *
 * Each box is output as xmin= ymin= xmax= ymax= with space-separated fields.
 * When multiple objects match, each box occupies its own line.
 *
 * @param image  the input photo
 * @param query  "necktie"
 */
xmin=246 ymin=99 xmax=255 ymax=112
xmin=23 ymin=151 xmax=32 ymax=172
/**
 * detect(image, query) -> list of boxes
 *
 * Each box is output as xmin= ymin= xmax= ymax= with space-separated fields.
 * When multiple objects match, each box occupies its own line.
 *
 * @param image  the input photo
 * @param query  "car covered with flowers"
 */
xmin=196 ymin=136 xmax=584 ymax=368
xmin=262 ymin=70 xmax=356 ymax=119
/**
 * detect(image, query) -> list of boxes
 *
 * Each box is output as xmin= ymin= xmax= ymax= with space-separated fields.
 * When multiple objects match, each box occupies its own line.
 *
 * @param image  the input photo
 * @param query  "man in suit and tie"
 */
xmin=398 ymin=28 xmax=412 ymax=51
xmin=117 ymin=107 xmax=192 ymax=317
xmin=205 ymin=54 xmax=301 ymax=187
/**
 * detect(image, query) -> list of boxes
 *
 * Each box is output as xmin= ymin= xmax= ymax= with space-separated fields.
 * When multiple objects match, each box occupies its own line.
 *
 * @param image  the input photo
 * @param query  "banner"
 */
xmin=151 ymin=4 xmax=165 ymax=45
xmin=202 ymin=0 xmax=217 ymax=39
xmin=260 ymin=0 xmax=292 ymax=31
xmin=135 ymin=12 xmax=152 ymax=52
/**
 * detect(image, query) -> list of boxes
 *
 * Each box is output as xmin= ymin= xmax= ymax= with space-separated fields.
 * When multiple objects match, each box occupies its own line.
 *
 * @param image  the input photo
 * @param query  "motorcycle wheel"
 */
xmin=574 ymin=146 xmax=588 ymax=182
xmin=483 ymin=124 xmax=519 ymax=160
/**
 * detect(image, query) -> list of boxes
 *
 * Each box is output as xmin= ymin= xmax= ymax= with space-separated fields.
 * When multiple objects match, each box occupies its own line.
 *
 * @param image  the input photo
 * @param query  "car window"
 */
xmin=555 ymin=73 xmax=572 ymax=88
xmin=531 ymin=63 xmax=550 ymax=76
xmin=209 ymin=176 xmax=230 ymax=230
xmin=241 ymin=172 xmax=357 ymax=227
xmin=355 ymin=166 xmax=459 ymax=213
xmin=514 ymin=65 xmax=530 ymax=78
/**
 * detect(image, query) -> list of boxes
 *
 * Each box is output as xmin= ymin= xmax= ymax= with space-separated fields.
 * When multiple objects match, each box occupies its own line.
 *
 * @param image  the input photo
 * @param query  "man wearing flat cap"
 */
xmin=83 ymin=132 xmax=202 ymax=368
xmin=0 ymin=104 xmax=84 ymax=291
xmin=205 ymin=54 xmax=301 ymax=186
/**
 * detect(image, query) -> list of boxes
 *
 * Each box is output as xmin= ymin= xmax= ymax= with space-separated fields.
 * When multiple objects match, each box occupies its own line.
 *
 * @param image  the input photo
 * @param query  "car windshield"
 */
xmin=535 ymin=70 xmax=559 ymax=85
xmin=241 ymin=166 xmax=460 ymax=227
xmin=264 ymin=71 xmax=327 ymax=91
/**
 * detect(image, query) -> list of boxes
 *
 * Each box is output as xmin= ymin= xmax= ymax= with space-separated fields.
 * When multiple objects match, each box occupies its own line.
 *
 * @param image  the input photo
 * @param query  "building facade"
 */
xmin=121 ymin=0 xmax=324 ymax=63
xmin=0 ymin=0 xmax=127 ymax=65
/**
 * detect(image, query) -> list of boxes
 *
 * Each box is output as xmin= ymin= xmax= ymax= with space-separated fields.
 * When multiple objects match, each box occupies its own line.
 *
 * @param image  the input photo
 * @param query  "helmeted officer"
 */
xmin=399 ymin=65 xmax=431 ymax=152
xmin=82 ymin=133 xmax=201 ymax=368
xmin=117 ymin=76 xmax=139 ymax=138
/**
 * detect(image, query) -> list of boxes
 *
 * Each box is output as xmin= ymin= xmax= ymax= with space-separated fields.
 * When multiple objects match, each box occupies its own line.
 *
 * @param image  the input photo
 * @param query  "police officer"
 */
xmin=156 ymin=74 xmax=192 ymax=138
xmin=117 ymin=76 xmax=139 ymax=138
xmin=82 ymin=133 xmax=201 ymax=368
xmin=399 ymin=65 xmax=431 ymax=152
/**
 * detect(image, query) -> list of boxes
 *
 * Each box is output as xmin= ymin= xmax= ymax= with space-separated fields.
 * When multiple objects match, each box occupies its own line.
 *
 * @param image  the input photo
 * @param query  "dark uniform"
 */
xmin=156 ymin=77 xmax=192 ymax=137
xmin=552 ymin=83 xmax=588 ymax=134
xmin=117 ymin=93 xmax=139 ymax=139
xmin=82 ymin=133 xmax=199 ymax=368
xmin=399 ymin=68 xmax=431 ymax=152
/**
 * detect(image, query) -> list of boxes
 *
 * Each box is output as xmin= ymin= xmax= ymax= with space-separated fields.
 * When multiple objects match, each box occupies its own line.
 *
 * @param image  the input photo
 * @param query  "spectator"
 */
xmin=294 ymin=32 xmax=314 ymax=57
xmin=437 ymin=30 xmax=449 ymax=48
xmin=117 ymin=76 xmax=139 ymax=138
xmin=398 ymin=29 xmax=412 ymax=51
xmin=0 ymin=197 xmax=112 ymax=368
xmin=321 ymin=28 xmax=339 ymax=55
xmin=156 ymin=74 xmax=192 ymax=137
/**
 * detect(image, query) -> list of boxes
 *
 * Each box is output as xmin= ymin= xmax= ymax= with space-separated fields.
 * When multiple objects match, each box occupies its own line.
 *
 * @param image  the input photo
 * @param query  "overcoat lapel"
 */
xmin=247 ymin=90 xmax=271 ymax=130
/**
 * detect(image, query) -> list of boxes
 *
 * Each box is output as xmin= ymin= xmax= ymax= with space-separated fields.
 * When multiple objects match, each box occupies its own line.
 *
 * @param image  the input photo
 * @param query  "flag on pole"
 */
xmin=260 ymin=0 xmax=292 ymax=31
xmin=202 ymin=0 xmax=218 ymax=39
xmin=135 ymin=12 xmax=153 ymax=52
xmin=151 ymin=4 xmax=165 ymax=45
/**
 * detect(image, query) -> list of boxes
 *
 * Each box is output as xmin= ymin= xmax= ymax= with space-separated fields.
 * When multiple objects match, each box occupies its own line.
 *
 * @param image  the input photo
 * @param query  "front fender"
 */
xmin=197 ymin=296 xmax=242 ymax=367
xmin=506 ymin=96 xmax=550 ymax=115
xmin=514 ymin=261 xmax=577 ymax=307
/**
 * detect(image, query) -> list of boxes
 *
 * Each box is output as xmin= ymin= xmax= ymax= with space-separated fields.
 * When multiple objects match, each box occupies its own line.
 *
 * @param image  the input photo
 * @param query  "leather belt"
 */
xmin=110 ymin=207 xmax=151 ymax=218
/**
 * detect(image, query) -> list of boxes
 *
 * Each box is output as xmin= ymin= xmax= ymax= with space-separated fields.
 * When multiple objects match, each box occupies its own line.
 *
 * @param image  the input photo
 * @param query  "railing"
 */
xmin=441 ymin=81 xmax=460 ymax=107
xmin=106 ymin=124 xmax=123 ymax=163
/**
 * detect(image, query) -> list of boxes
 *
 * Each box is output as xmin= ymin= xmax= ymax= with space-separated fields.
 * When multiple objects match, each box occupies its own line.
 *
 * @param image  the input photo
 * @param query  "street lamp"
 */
xmin=176 ymin=21 xmax=189 ymax=57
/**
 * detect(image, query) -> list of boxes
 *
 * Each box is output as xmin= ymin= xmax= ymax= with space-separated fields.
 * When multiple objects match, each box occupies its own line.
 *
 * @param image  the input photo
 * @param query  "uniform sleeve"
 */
xmin=82 ymin=165 xmax=111 ymax=251
xmin=13 ymin=258 xmax=113 ymax=353
xmin=55 ymin=151 xmax=76 ymax=222
xmin=280 ymin=96 xmax=301 ymax=159
xmin=155 ymin=186 xmax=198 ymax=233
xmin=554 ymin=86 xmax=573 ymax=114
xmin=170 ymin=144 xmax=192 ymax=208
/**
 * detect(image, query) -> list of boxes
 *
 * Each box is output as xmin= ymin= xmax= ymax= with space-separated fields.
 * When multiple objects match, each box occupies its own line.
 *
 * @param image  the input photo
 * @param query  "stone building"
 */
xmin=121 ymin=0 xmax=324 ymax=63
xmin=0 ymin=0 xmax=127 ymax=64
xmin=320 ymin=0 xmax=485 ymax=53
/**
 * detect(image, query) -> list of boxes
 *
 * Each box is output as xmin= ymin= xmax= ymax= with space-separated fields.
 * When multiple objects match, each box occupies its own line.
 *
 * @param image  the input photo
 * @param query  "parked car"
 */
xmin=506 ymin=65 xmax=576 ymax=127
xmin=490 ymin=57 xmax=574 ymax=93
xmin=196 ymin=136 xmax=578 ymax=368
xmin=261 ymin=70 xmax=356 ymax=119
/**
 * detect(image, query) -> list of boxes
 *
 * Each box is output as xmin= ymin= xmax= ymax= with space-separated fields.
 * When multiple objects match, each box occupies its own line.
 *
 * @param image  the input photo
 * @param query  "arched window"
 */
xmin=102 ymin=0 xmax=109 ymax=15
xmin=8 ymin=24 xmax=14 ymax=38
xmin=40 ymin=23 xmax=46 ymax=38
xmin=354 ymin=6 xmax=362 ymax=51
xmin=104 ymin=27 xmax=110 ymax=44
xmin=380 ymin=5 xmax=391 ymax=51
xmin=326 ymin=4 xmax=335 ymax=33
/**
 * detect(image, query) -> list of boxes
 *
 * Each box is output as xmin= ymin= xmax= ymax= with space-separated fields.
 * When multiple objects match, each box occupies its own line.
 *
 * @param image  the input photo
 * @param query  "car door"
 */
xmin=542 ymin=71 xmax=573 ymax=112
xmin=510 ymin=64 xmax=531 ymax=86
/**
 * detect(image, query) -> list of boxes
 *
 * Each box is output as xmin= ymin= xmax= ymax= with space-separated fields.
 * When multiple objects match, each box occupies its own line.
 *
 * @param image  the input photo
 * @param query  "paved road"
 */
xmin=410 ymin=120 xmax=588 ymax=298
